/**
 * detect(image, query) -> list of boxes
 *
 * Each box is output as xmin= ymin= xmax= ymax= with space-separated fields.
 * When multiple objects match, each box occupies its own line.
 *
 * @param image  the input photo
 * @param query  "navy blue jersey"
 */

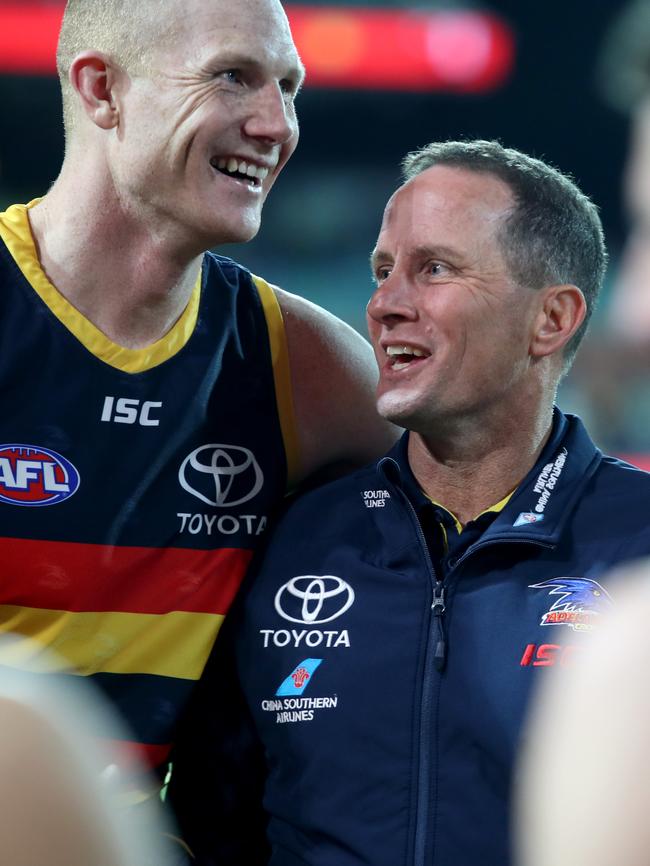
xmin=0 ymin=200 xmax=297 ymax=784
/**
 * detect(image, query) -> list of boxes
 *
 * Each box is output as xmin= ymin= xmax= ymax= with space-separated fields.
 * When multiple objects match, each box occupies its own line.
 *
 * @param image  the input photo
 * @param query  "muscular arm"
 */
xmin=275 ymin=287 xmax=399 ymax=480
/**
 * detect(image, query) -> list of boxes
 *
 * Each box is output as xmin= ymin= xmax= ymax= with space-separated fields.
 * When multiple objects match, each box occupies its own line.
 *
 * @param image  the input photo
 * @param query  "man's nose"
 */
xmin=243 ymin=82 xmax=296 ymax=145
xmin=366 ymin=272 xmax=417 ymax=326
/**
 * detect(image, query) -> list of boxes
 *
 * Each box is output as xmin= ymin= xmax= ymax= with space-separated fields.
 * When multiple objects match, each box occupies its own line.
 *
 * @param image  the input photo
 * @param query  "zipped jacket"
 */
xmin=170 ymin=410 xmax=650 ymax=866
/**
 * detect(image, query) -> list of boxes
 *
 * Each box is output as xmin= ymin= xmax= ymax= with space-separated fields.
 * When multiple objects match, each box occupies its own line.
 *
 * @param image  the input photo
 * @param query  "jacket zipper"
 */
xmin=380 ymin=460 xmax=557 ymax=865
xmin=396 ymin=491 xmax=444 ymax=866
xmin=431 ymin=581 xmax=446 ymax=671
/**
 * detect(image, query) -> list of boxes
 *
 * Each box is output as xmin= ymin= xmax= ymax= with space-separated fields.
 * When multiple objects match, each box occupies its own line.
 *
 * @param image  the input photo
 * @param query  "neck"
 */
xmin=27 ymin=165 xmax=203 ymax=349
xmin=408 ymin=398 xmax=556 ymax=527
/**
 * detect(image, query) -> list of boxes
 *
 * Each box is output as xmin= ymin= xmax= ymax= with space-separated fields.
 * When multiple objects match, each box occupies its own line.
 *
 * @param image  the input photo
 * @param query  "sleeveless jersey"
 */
xmin=0 ymin=201 xmax=298 ymax=792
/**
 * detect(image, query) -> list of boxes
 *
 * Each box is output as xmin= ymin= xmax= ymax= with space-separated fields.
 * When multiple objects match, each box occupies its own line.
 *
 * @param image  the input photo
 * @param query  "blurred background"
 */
xmin=1 ymin=0 xmax=648 ymax=460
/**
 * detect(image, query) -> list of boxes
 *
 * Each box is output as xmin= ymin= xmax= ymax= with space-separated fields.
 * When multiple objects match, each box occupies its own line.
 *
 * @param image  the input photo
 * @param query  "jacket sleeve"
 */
xmin=165 ymin=601 xmax=270 ymax=866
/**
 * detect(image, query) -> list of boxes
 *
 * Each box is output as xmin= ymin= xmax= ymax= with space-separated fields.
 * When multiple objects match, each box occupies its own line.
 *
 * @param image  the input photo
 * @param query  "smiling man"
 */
xmin=0 ymin=0 xmax=395 ymax=856
xmin=178 ymin=140 xmax=650 ymax=865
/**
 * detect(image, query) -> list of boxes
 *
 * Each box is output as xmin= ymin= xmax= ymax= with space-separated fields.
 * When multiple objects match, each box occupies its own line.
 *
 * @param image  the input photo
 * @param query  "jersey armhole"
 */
xmin=252 ymin=275 xmax=301 ymax=491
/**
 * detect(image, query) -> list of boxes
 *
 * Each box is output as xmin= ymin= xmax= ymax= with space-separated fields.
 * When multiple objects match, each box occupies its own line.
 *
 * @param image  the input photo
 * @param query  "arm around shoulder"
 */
xmin=275 ymin=287 xmax=399 ymax=482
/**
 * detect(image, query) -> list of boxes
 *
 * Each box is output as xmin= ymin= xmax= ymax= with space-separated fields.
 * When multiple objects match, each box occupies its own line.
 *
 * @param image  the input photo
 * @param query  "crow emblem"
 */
xmin=530 ymin=577 xmax=613 ymax=631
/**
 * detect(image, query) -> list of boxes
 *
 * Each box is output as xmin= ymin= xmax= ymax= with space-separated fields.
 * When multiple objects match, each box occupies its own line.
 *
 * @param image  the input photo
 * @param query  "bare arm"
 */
xmin=275 ymin=287 xmax=400 ymax=481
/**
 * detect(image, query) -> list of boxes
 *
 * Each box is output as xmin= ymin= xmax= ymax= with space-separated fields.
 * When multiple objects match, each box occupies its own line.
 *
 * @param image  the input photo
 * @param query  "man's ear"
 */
xmin=529 ymin=284 xmax=587 ymax=360
xmin=68 ymin=51 xmax=121 ymax=130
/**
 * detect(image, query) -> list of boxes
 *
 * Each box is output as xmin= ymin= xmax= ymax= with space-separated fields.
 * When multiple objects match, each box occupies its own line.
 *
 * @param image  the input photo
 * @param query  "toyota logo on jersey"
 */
xmin=275 ymin=576 xmax=356 ymax=624
xmin=179 ymin=444 xmax=264 ymax=507
xmin=0 ymin=445 xmax=80 ymax=506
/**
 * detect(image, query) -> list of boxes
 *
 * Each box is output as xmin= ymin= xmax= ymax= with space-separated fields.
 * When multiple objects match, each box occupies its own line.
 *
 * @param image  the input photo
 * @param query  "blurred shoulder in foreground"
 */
xmin=516 ymin=559 xmax=650 ymax=866
xmin=0 ymin=637 xmax=180 ymax=866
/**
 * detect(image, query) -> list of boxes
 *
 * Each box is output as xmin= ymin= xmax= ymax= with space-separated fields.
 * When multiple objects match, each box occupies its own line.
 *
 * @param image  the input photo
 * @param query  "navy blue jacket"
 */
xmin=169 ymin=411 xmax=650 ymax=866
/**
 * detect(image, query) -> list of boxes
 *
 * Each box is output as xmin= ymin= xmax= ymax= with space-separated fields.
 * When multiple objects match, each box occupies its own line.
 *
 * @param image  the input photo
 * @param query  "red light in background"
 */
xmin=0 ymin=2 xmax=515 ymax=92
xmin=0 ymin=4 xmax=63 ymax=74
xmin=621 ymin=455 xmax=650 ymax=471
xmin=290 ymin=7 xmax=514 ymax=91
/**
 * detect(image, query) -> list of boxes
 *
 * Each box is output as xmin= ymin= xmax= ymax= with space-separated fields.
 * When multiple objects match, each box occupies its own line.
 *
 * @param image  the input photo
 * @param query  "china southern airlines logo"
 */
xmin=0 ymin=445 xmax=80 ymax=507
xmin=179 ymin=444 xmax=263 ymax=507
xmin=275 ymin=576 xmax=355 ymax=625
xmin=276 ymin=659 xmax=323 ymax=696
xmin=530 ymin=577 xmax=613 ymax=632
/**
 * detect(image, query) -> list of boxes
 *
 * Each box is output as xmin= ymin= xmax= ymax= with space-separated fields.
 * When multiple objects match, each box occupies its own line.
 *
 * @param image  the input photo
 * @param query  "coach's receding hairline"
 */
xmin=56 ymin=0 xmax=173 ymax=140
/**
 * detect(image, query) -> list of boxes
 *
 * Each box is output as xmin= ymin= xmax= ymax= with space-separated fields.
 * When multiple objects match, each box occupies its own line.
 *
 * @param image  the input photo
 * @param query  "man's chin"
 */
xmin=376 ymin=392 xmax=425 ymax=429
xmin=207 ymin=218 xmax=261 ymax=249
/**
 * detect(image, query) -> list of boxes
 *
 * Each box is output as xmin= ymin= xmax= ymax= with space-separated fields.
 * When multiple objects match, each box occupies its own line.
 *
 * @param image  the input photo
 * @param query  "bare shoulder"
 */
xmin=274 ymin=286 xmax=399 ymax=480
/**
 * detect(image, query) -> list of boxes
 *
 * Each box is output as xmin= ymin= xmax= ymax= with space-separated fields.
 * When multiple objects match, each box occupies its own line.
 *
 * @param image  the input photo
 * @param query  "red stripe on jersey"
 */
xmin=104 ymin=738 xmax=172 ymax=773
xmin=0 ymin=537 xmax=252 ymax=614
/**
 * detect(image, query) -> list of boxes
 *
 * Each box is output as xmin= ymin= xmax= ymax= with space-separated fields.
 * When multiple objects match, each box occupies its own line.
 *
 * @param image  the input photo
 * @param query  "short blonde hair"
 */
xmin=56 ymin=0 xmax=166 ymax=139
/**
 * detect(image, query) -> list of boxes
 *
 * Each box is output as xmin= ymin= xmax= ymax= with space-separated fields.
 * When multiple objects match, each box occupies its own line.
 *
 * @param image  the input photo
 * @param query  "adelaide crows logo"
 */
xmin=530 ymin=577 xmax=613 ymax=632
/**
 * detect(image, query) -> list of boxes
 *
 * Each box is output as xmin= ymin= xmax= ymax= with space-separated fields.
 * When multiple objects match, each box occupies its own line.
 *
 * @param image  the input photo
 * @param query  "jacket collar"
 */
xmin=377 ymin=408 xmax=602 ymax=547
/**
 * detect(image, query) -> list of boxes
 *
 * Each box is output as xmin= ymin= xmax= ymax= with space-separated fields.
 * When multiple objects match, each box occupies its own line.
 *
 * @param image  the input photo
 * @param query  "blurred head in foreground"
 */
xmin=599 ymin=0 xmax=650 ymax=341
xmin=0 ymin=636 xmax=176 ymax=866
xmin=515 ymin=560 xmax=650 ymax=866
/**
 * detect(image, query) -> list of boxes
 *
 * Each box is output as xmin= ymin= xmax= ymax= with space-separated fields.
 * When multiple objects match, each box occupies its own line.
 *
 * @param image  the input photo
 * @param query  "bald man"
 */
xmin=0 ymin=0 xmax=396 ymax=847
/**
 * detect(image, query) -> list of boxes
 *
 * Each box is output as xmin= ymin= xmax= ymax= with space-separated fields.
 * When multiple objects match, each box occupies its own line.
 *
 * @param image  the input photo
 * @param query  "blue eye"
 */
xmin=375 ymin=267 xmax=391 ymax=283
xmin=221 ymin=69 xmax=242 ymax=84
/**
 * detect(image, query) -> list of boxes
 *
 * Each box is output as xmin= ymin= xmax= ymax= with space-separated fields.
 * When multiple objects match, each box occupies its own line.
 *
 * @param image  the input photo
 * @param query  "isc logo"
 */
xmin=519 ymin=643 xmax=582 ymax=667
xmin=0 ymin=445 xmax=80 ymax=506
xmin=101 ymin=396 xmax=162 ymax=426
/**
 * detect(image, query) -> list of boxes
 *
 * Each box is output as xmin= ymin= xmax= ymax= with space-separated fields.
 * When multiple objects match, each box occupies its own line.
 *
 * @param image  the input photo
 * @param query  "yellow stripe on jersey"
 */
xmin=427 ymin=489 xmax=515 ymax=534
xmin=0 ymin=201 xmax=201 ymax=374
xmin=253 ymin=274 xmax=301 ymax=490
xmin=474 ymin=489 xmax=514 ymax=520
xmin=0 ymin=606 xmax=223 ymax=680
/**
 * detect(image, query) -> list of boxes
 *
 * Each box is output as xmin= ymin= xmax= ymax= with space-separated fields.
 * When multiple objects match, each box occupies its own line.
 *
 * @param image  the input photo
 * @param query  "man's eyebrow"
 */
xmin=369 ymin=249 xmax=391 ymax=270
xmin=369 ymin=244 xmax=462 ymax=270
xmin=411 ymin=244 xmax=461 ymax=261
xmin=202 ymin=52 xmax=305 ymax=87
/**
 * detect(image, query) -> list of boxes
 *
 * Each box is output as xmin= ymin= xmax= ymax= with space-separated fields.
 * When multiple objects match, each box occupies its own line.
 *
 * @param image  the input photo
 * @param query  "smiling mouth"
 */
xmin=385 ymin=344 xmax=430 ymax=371
xmin=210 ymin=157 xmax=270 ymax=189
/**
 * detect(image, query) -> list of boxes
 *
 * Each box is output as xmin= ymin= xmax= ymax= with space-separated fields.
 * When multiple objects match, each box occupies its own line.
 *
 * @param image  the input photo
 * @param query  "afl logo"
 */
xmin=0 ymin=445 xmax=80 ymax=507
xmin=275 ymin=576 xmax=355 ymax=625
xmin=179 ymin=444 xmax=264 ymax=507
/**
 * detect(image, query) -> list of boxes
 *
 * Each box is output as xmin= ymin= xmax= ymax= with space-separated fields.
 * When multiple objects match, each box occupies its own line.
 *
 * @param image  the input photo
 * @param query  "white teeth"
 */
xmin=386 ymin=345 xmax=426 ymax=357
xmin=213 ymin=157 xmax=272 ymax=181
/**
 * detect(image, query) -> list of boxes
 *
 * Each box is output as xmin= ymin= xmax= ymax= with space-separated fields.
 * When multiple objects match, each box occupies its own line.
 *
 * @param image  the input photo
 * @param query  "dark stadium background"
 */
xmin=1 ymin=0 xmax=648 ymax=456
